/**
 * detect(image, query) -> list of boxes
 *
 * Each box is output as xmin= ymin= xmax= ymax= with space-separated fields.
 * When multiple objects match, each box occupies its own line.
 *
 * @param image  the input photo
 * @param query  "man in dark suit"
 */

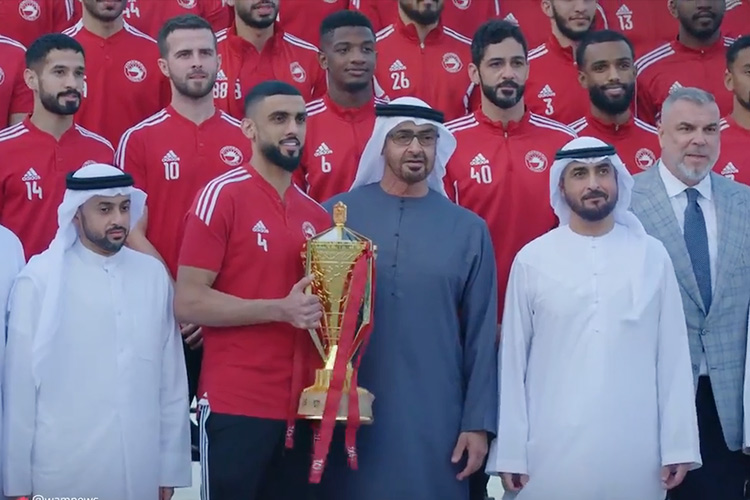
xmin=630 ymin=86 xmax=750 ymax=500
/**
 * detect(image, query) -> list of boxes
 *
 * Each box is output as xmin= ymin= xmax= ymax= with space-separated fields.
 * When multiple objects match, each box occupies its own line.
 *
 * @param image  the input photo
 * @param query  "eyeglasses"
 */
xmin=387 ymin=130 xmax=439 ymax=147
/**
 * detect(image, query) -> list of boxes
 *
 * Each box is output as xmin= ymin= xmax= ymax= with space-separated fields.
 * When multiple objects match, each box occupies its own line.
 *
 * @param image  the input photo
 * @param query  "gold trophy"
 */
xmin=298 ymin=201 xmax=376 ymax=423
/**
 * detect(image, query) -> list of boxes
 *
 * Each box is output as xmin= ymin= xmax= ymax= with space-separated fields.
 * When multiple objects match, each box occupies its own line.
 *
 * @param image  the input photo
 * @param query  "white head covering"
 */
xmin=549 ymin=136 xmax=646 ymax=237
xmin=20 ymin=163 xmax=146 ymax=387
xmin=349 ymin=96 xmax=456 ymax=196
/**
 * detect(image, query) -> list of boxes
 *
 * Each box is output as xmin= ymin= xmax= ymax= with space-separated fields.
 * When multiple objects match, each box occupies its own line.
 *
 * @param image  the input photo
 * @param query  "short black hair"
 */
xmin=244 ymin=80 xmax=303 ymax=115
xmin=26 ymin=34 xmax=85 ymax=69
xmin=575 ymin=30 xmax=635 ymax=68
xmin=471 ymin=20 xmax=527 ymax=66
xmin=157 ymin=14 xmax=216 ymax=58
xmin=319 ymin=10 xmax=374 ymax=46
xmin=727 ymin=35 xmax=750 ymax=70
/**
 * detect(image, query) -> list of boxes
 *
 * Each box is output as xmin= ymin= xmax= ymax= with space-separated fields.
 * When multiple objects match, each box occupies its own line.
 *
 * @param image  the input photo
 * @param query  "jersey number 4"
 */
xmin=257 ymin=233 xmax=268 ymax=252
xmin=25 ymin=180 xmax=43 ymax=200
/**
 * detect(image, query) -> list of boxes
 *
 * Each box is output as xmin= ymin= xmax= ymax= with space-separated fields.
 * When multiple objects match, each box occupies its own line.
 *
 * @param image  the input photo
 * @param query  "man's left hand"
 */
xmin=661 ymin=463 xmax=691 ymax=490
xmin=159 ymin=487 xmax=175 ymax=500
xmin=180 ymin=323 xmax=203 ymax=350
xmin=451 ymin=430 xmax=488 ymax=480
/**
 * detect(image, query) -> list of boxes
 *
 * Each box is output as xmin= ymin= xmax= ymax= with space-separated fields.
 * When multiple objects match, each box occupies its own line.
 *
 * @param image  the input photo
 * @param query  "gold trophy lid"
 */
xmin=332 ymin=201 xmax=347 ymax=228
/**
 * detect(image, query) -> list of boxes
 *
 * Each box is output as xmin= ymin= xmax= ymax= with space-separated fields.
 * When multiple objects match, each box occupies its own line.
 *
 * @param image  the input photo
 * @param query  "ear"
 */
xmin=23 ymin=68 xmax=38 ymax=93
xmin=318 ymin=50 xmax=328 ymax=72
xmin=667 ymin=0 xmax=677 ymax=18
xmin=241 ymin=117 xmax=257 ymax=142
xmin=577 ymin=69 xmax=587 ymax=89
xmin=541 ymin=0 xmax=553 ymax=19
xmin=724 ymin=68 xmax=733 ymax=92
xmin=468 ymin=62 xmax=481 ymax=86
xmin=157 ymin=57 xmax=170 ymax=79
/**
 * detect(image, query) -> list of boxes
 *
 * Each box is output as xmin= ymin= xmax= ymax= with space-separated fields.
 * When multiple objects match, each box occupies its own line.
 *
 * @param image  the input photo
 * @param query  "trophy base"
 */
xmin=298 ymin=377 xmax=375 ymax=424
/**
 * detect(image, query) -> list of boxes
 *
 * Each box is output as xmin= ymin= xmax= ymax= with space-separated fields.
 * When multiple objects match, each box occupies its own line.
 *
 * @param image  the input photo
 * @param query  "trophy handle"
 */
xmin=304 ymin=280 xmax=327 ymax=360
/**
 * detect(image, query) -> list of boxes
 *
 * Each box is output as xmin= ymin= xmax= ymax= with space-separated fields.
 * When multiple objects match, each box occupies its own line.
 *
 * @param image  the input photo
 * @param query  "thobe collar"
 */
xmin=71 ymin=237 xmax=127 ymax=270
xmin=658 ymin=160 xmax=713 ymax=201
xmin=545 ymin=33 xmax=576 ymax=64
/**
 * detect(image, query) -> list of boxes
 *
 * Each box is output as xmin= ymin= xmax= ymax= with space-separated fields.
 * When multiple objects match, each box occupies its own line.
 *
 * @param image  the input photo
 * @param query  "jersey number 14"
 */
xmin=25 ymin=181 xmax=43 ymax=200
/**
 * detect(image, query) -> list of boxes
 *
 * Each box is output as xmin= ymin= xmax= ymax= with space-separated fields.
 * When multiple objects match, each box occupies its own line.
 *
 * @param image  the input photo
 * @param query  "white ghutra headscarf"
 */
xmin=349 ymin=96 xmax=457 ymax=197
xmin=549 ymin=136 xmax=646 ymax=237
xmin=15 ymin=163 xmax=146 ymax=387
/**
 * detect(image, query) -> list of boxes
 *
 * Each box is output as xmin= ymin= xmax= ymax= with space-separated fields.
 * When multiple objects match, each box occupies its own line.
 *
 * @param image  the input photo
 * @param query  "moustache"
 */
xmin=107 ymin=226 xmax=128 ymax=234
xmin=693 ymin=11 xmax=716 ymax=20
xmin=403 ymin=154 xmax=426 ymax=162
xmin=497 ymin=81 xmax=520 ymax=90
xmin=253 ymin=1 xmax=275 ymax=9
xmin=582 ymin=190 xmax=608 ymax=201
xmin=58 ymin=90 xmax=81 ymax=99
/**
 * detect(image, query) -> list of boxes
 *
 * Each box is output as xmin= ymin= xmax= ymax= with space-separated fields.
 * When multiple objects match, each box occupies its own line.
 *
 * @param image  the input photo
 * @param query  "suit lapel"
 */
xmin=636 ymin=167 xmax=706 ymax=313
xmin=710 ymin=174 xmax=745 ymax=311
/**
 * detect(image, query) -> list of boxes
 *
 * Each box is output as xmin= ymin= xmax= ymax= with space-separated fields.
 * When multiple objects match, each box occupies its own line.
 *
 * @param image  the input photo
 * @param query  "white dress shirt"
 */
xmin=658 ymin=161 xmax=718 ymax=376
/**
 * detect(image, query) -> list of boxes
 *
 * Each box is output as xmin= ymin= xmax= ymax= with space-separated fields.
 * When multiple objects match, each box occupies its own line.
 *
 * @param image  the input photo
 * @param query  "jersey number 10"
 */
xmin=164 ymin=161 xmax=180 ymax=180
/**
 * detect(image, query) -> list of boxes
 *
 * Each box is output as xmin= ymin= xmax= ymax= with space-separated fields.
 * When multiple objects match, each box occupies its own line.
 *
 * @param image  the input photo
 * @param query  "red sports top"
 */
xmin=70 ymin=0 xmax=230 ymax=39
xmin=350 ymin=0 xmax=500 ymax=37
xmin=0 ymin=35 xmax=32 ymax=129
xmin=0 ymin=0 xmax=76 ymax=48
xmin=568 ymin=112 xmax=661 ymax=174
xmin=374 ymin=17 xmax=476 ymax=121
xmin=0 ymin=118 xmax=114 ymax=259
xmin=499 ymin=0 xmax=608 ymax=50
xmin=213 ymin=23 xmax=326 ymax=120
xmin=715 ymin=115 xmax=750 ymax=185
xmin=724 ymin=0 xmax=750 ymax=39
xmin=179 ymin=166 xmax=330 ymax=419
xmin=278 ymin=0 xmax=350 ymax=45
xmin=444 ymin=109 xmax=577 ymax=314
xmin=635 ymin=35 xmax=735 ymax=125
xmin=116 ymin=107 xmax=250 ymax=278
xmin=526 ymin=35 xmax=590 ymax=125
xmin=63 ymin=20 xmax=170 ymax=147
xmin=598 ymin=0 xmax=678 ymax=58
xmin=293 ymin=94 xmax=383 ymax=203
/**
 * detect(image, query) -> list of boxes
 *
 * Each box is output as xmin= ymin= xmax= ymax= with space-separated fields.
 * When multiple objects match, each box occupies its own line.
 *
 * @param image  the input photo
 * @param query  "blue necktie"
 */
xmin=684 ymin=188 xmax=712 ymax=311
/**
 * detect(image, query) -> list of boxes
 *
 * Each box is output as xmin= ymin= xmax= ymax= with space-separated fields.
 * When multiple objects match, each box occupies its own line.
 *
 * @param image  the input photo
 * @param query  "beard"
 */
xmin=588 ymin=82 xmax=635 ymax=115
xmin=676 ymin=160 xmax=715 ymax=183
xmin=260 ymin=141 xmax=301 ymax=172
xmin=736 ymin=90 xmax=750 ymax=112
xmin=391 ymin=152 xmax=433 ymax=184
xmin=552 ymin=6 xmax=593 ymax=42
xmin=172 ymin=69 xmax=217 ymax=99
xmin=399 ymin=0 xmax=443 ymax=25
xmin=82 ymin=0 xmax=126 ymax=22
xmin=40 ymin=87 xmax=81 ymax=115
xmin=678 ymin=10 xmax=723 ymax=41
xmin=564 ymin=188 xmax=618 ymax=222
xmin=80 ymin=217 xmax=128 ymax=255
xmin=237 ymin=1 xmax=278 ymax=29
xmin=341 ymin=79 xmax=373 ymax=93
xmin=482 ymin=79 xmax=525 ymax=109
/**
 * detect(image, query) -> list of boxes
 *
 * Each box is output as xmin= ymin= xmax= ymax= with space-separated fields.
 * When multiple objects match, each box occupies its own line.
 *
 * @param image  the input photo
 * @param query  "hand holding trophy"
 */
xmin=298 ymin=201 xmax=376 ymax=483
